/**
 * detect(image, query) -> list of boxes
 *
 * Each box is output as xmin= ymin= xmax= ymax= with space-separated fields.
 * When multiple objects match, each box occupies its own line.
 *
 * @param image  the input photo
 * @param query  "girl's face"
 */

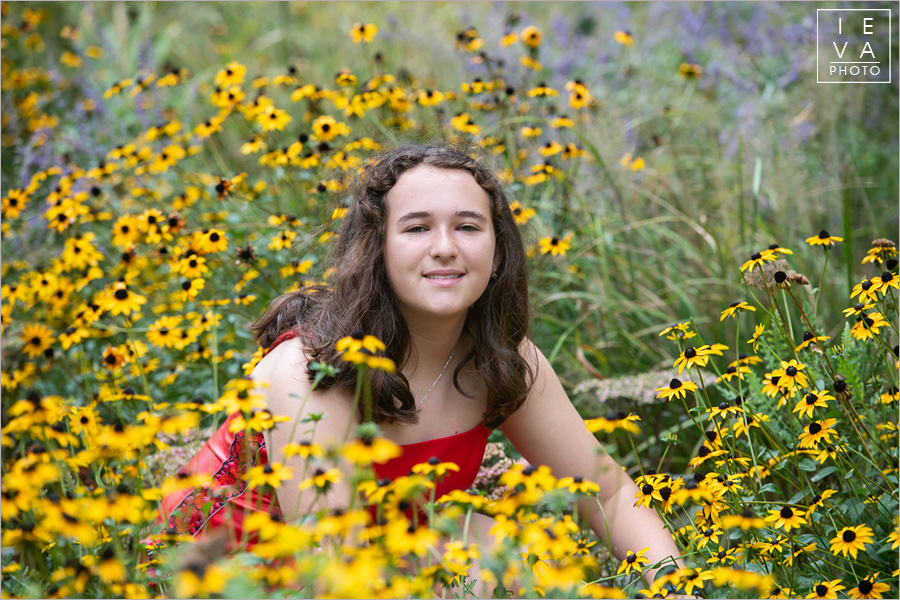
xmin=383 ymin=166 xmax=497 ymax=325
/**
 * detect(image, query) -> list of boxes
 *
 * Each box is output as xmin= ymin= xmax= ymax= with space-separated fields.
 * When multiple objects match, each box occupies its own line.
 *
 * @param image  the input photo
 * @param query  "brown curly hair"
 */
xmin=250 ymin=144 xmax=534 ymax=428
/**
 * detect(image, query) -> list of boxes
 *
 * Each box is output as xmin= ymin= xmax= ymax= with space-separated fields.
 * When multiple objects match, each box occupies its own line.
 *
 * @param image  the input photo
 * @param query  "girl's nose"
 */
xmin=430 ymin=228 xmax=458 ymax=259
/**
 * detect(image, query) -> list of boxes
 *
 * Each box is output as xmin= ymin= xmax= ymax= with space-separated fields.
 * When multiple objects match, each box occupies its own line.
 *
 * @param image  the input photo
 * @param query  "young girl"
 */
xmin=158 ymin=144 xmax=683 ymax=589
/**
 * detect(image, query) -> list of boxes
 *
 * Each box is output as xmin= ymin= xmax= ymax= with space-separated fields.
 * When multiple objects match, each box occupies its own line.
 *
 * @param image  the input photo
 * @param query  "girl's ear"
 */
xmin=492 ymin=250 xmax=502 ymax=276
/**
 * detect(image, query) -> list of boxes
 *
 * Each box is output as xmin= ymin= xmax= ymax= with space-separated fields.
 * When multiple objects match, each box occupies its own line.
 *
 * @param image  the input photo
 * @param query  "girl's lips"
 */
xmin=423 ymin=272 xmax=464 ymax=286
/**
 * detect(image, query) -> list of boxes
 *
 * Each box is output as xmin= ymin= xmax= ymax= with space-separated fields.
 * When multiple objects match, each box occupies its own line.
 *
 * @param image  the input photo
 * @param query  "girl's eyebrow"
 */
xmin=397 ymin=210 xmax=488 ymax=224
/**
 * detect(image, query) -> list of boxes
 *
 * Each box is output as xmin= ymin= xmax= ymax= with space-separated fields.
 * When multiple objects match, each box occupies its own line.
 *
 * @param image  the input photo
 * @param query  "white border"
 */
xmin=817 ymin=8 xmax=892 ymax=84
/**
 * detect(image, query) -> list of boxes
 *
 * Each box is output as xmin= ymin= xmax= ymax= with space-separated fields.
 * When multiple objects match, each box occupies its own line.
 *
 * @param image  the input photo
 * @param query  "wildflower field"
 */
xmin=1 ymin=2 xmax=898 ymax=598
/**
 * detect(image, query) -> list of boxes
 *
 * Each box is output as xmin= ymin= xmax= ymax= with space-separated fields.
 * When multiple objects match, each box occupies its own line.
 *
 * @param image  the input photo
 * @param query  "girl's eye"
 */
xmin=405 ymin=225 xmax=427 ymax=233
xmin=458 ymin=224 xmax=479 ymax=232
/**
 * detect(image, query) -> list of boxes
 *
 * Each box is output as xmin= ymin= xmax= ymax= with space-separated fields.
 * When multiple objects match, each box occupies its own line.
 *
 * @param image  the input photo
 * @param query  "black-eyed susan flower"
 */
xmin=538 ymin=233 xmax=572 ymax=256
xmin=256 ymin=105 xmax=293 ymax=131
xmin=20 ymin=323 xmax=55 ymax=358
xmin=310 ymin=115 xmax=350 ymax=142
xmin=674 ymin=345 xmax=711 ymax=374
xmin=848 ymin=574 xmax=891 ymax=599
xmin=879 ymin=386 xmax=898 ymax=404
xmin=173 ymin=254 xmax=208 ymax=279
xmin=1 ymin=189 xmax=30 ymax=220
xmin=174 ymin=563 xmax=229 ymax=598
xmin=689 ymin=446 xmax=727 ymax=469
xmin=146 ymin=315 xmax=183 ymax=349
xmin=524 ymin=162 xmax=555 ymax=185
xmin=449 ymin=112 xmax=480 ymax=135
xmin=843 ymin=301 xmax=876 ymax=318
xmin=655 ymin=377 xmax=699 ymax=401
xmin=343 ymin=436 xmax=402 ymax=464
xmin=416 ymin=88 xmax=446 ymax=107
xmin=806 ymin=229 xmax=844 ymax=247
xmin=851 ymin=278 xmax=879 ymax=303
xmin=214 ymin=61 xmax=246 ymax=88
xmin=730 ymin=353 xmax=762 ymax=368
xmin=678 ymin=62 xmax=703 ymax=79
xmin=337 ymin=330 xmax=385 ymax=355
xmin=720 ymin=300 xmax=756 ymax=320
xmin=798 ymin=418 xmax=838 ymax=448
xmin=557 ymin=475 xmax=599 ymax=495
xmin=619 ymin=153 xmax=645 ymax=171
xmin=500 ymin=463 xmax=557 ymax=493
xmin=102 ymin=282 xmax=147 ymax=316
xmin=792 ymin=390 xmax=834 ymax=419
xmin=218 ymin=377 xmax=268 ymax=414
xmin=299 ymin=467 xmax=341 ymax=492
xmin=765 ymin=505 xmax=807 ymax=532
xmin=349 ymin=22 xmax=378 ymax=43
xmin=527 ymin=82 xmax=558 ymax=97
xmin=455 ymin=28 xmax=484 ymax=52
xmin=614 ymin=30 xmax=635 ymax=46
xmin=538 ymin=140 xmax=563 ymax=157
xmin=659 ymin=321 xmax=696 ymax=342
xmin=870 ymin=270 xmax=898 ymax=295
xmin=851 ymin=312 xmax=889 ymax=341
xmin=520 ymin=25 xmax=542 ymax=47
xmin=283 ymin=440 xmax=324 ymax=460
xmin=384 ymin=516 xmax=439 ymax=557
xmin=197 ymin=228 xmax=228 ymax=253
xmin=829 ymin=524 xmax=874 ymax=558
xmin=716 ymin=365 xmax=751 ymax=384
xmin=412 ymin=457 xmax=460 ymax=480
xmin=268 ymin=230 xmax=296 ymax=251
xmin=771 ymin=359 xmax=809 ymax=392
xmin=732 ymin=412 xmax=769 ymax=438
xmin=180 ymin=278 xmax=205 ymax=302
xmin=694 ymin=525 xmax=722 ymax=549
xmin=721 ymin=509 xmax=766 ymax=530
xmin=500 ymin=30 xmax=518 ymax=46
xmin=192 ymin=116 xmax=224 ymax=140
xmin=813 ymin=443 xmax=846 ymax=464
xmin=616 ymin=547 xmax=649 ymax=575
xmin=229 ymin=409 xmax=289 ymax=433
xmin=508 ymin=201 xmax=535 ymax=226
xmin=740 ymin=250 xmax=781 ymax=275
xmin=805 ymin=489 xmax=837 ymax=516
xmin=633 ymin=478 xmax=664 ymax=508
xmin=333 ymin=69 xmax=357 ymax=87
xmin=246 ymin=462 xmax=294 ymax=489
xmin=675 ymin=567 xmax=715 ymax=596
xmin=862 ymin=238 xmax=898 ymax=265
xmin=585 ymin=411 xmax=641 ymax=434
xmin=794 ymin=330 xmax=830 ymax=352
xmin=806 ymin=579 xmax=845 ymax=599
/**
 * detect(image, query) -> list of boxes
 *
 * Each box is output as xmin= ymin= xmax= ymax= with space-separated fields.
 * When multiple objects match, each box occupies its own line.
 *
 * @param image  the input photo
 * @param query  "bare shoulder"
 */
xmin=252 ymin=336 xmax=354 ymax=448
xmin=516 ymin=337 xmax=554 ymax=399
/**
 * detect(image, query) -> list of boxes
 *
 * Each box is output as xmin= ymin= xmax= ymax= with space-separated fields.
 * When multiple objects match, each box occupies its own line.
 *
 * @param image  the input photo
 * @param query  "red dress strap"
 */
xmin=264 ymin=328 xmax=300 ymax=355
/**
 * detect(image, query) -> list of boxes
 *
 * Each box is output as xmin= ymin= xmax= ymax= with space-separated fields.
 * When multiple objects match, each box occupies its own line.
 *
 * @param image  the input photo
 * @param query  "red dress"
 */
xmin=152 ymin=330 xmax=492 ymax=550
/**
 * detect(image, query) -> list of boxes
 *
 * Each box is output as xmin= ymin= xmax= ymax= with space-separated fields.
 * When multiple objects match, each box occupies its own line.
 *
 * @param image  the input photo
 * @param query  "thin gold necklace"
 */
xmin=418 ymin=348 xmax=456 ymax=408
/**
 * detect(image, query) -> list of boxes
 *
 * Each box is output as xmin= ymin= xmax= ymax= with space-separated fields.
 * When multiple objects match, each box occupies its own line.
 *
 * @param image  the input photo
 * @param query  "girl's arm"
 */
xmin=500 ymin=339 xmax=684 ymax=586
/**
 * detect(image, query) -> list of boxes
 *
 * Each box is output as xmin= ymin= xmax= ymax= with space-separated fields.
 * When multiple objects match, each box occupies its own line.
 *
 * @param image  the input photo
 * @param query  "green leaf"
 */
xmin=758 ymin=483 xmax=780 ymax=494
xmin=811 ymin=466 xmax=840 ymax=482
xmin=798 ymin=458 xmax=818 ymax=472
